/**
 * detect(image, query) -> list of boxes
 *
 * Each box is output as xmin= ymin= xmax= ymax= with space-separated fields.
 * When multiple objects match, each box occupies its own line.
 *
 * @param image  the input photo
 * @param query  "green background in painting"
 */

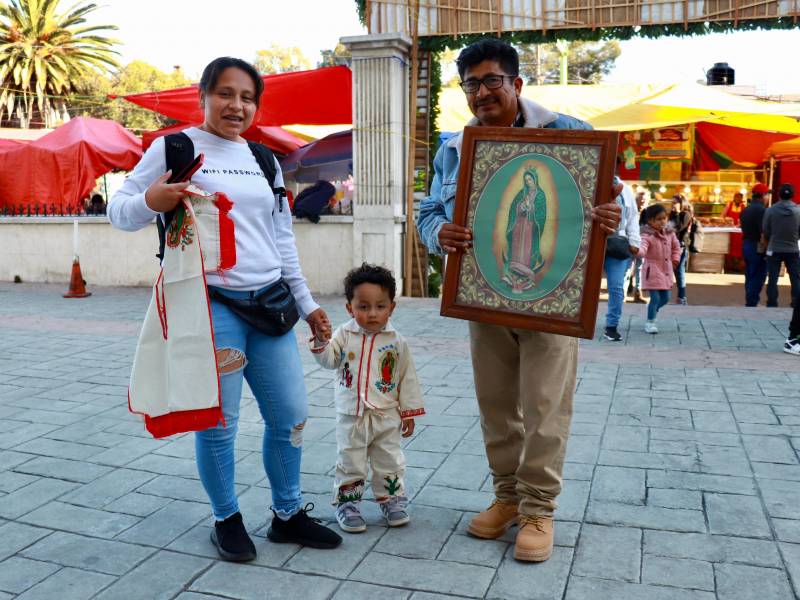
xmin=473 ymin=153 xmax=584 ymax=301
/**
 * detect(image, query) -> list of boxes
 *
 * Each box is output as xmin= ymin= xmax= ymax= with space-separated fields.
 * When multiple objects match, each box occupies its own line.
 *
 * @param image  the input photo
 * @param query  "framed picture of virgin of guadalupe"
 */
xmin=441 ymin=127 xmax=618 ymax=339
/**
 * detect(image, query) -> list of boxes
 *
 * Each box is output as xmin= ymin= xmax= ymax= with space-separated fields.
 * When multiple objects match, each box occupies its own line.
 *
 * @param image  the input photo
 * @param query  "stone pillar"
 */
xmin=341 ymin=33 xmax=411 ymax=291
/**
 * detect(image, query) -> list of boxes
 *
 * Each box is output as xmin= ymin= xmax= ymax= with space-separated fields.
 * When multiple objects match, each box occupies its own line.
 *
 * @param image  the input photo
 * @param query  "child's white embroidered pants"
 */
xmin=333 ymin=408 xmax=406 ymax=504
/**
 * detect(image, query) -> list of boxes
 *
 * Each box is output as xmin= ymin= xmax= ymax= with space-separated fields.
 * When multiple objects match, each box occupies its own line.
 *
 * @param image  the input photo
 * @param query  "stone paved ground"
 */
xmin=0 ymin=282 xmax=799 ymax=600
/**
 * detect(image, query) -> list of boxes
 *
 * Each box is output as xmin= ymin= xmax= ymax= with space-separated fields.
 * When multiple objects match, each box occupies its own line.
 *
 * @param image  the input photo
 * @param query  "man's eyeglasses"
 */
xmin=459 ymin=75 xmax=516 ymax=94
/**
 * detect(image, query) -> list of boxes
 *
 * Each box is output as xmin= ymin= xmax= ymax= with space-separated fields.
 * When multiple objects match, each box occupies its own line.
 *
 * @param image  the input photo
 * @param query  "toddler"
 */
xmin=637 ymin=204 xmax=681 ymax=333
xmin=311 ymin=264 xmax=424 ymax=533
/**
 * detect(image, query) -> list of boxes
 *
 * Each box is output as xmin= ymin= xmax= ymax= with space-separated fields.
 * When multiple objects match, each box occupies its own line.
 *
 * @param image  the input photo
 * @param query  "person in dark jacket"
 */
xmin=292 ymin=180 xmax=335 ymax=223
xmin=763 ymin=183 xmax=800 ymax=307
xmin=740 ymin=183 xmax=770 ymax=306
xmin=668 ymin=195 xmax=692 ymax=305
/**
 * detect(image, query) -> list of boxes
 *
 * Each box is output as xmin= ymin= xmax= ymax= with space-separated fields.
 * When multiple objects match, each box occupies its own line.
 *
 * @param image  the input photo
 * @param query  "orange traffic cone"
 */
xmin=63 ymin=258 xmax=91 ymax=298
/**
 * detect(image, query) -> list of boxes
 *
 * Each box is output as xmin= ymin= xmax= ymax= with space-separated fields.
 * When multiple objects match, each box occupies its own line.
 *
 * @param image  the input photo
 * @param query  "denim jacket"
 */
xmin=417 ymin=97 xmax=592 ymax=254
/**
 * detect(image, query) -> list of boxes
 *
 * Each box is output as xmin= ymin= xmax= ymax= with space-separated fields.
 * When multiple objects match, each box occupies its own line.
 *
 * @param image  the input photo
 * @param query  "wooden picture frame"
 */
xmin=441 ymin=126 xmax=618 ymax=339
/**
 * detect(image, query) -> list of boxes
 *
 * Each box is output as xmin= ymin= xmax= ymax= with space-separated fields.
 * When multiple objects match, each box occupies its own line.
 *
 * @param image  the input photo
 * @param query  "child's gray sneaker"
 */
xmin=335 ymin=502 xmax=366 ymax=533
xmin=380 ymin=496 xmax=410 ymax=527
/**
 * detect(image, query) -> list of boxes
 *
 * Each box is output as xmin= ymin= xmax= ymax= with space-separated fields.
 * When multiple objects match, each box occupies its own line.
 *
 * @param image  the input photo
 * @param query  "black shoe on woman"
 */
xmin=267 ymin=503 xmax=342 ymax=549
xmin=211 ymin=512 xmax=257 ymax=562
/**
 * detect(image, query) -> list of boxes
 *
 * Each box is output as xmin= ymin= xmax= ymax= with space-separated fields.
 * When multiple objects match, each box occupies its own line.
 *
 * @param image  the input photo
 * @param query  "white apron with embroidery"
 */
xmin=129 ymin=185 xmax=236 ymax=438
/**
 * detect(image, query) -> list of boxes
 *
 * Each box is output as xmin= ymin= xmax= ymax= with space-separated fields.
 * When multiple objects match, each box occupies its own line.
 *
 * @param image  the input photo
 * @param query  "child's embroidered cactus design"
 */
xmin=383 ymin=474 xmax=401 ymax=496
xmin=338 ymin=480 xmax=364 ymax=503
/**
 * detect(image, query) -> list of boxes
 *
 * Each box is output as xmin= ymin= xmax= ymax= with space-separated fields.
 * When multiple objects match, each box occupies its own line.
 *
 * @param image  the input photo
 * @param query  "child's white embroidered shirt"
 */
xmin=310 ymin=319 xmax=424 ymax=419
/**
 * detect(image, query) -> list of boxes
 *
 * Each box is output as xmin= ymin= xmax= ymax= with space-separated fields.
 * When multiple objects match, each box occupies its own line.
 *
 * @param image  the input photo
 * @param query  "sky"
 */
xmin=89 ymin=0 xmax=800 ymax=95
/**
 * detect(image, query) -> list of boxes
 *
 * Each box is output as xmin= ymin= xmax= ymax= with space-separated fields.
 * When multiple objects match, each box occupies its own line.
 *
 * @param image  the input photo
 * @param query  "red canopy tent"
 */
xmin=115 ymin=66 xmax=352 ymax=126
xmin=0 ymin=117 xmax=142 ymax=210
xmin=0 ymin=138 xmax=27 ymax=153
xmin=141 ymin=122 xmax=306 ymax=154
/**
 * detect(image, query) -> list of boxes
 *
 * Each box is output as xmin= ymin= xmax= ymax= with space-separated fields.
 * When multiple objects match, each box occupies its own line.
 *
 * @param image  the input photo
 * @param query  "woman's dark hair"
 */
xmin=456 ymin=38 xmax=519 ymax=80
xmin=779 ymin=183 xmax=795 ymax=201
xmin=199 ymin=57 xmax=264 ymax=106
xmin=344 ymin=263 xmax=396 ymax=302
xmin=645 ymin=204 xmax=667 ymax=222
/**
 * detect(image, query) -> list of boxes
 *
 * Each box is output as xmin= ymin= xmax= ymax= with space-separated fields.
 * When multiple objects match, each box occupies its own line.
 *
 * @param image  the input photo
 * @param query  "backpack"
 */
xmin=156 ymin=132 xmax=286 ymax=261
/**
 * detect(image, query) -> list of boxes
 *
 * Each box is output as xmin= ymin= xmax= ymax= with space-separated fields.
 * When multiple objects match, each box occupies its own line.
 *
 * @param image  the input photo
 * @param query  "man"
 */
xmin=416 ymin=39 xmax=620 ymax=563
xmin=763 ymin=183 xmax=800 ymax=307
xmin=626 ymin=191 xmax=648 ymax=304
xmin=739 ymin=183 xmax=770 ymax=306
xmin=604 ymin=177 xmax=641 ymax=341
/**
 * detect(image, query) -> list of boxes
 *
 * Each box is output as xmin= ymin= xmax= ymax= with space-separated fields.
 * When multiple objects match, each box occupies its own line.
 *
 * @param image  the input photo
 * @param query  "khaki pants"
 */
xmin=469 ymin=321 xmax=577 ymax=517
xmin=332 ymin=409 xmax=406 ymax=504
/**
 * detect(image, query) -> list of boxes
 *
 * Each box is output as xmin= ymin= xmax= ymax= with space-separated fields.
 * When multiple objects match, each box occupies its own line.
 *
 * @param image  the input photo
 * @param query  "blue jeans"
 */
xmin=673 ymin=247 xmax=688 ymax=299
xmin=766 ymin=252 xmax=800 ymax=307
xmin=604 ymin=255 xmax=632 ymax=328
xmin=742 ymin=239 xmax=767 ymax=306
xmin=647 ymin=290 xmax=671 ymax=321
xmin=196 ymin=285 xmax=308 ymax=521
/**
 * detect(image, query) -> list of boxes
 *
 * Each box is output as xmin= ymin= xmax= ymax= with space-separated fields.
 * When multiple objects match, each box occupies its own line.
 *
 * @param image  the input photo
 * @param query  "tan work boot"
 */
xmin=467 ymin=499 xmax=518 ymax=539
xmin=514 ymin=515 xmax=554 ymax=562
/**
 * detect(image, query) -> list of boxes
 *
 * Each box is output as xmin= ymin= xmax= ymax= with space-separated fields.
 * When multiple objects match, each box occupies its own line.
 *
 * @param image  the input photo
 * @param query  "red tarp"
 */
xmin=142 ymin=122 xmax=305 ymax=155
xmin=116 ymin=66 xmax=352 ymax=126
xmin=693 ymin=122 xmax=796 ymax=171
xmin=0 ymin=139 xmax=26 ymax=153
xmin=0 ymin=117 xmax=142 ymax=209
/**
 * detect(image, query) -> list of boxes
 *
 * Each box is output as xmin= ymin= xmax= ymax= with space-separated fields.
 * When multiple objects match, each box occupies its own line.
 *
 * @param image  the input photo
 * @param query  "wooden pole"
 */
xmin=404 ymin=1 xmax=421 ymax=297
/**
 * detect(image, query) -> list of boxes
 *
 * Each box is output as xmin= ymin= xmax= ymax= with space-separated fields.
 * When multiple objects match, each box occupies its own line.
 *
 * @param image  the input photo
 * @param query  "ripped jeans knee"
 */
xmin=290 ymin=419 xmax=306 ymax=447
xmin=216 ymin=348 xmax=246 ymax=375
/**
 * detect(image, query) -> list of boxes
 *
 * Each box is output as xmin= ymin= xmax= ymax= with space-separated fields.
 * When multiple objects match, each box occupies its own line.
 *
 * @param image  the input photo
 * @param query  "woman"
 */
xmin=502 ymin=168 xmax=546 ymax=292
xmin=668 ymin=194 xmax=692 ymax=305
xmin=109 ymin=57 xmax=341 ymax=562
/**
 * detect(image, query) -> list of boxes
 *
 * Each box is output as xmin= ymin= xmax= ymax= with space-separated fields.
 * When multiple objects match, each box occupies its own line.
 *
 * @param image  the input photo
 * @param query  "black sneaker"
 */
xmin=210 ymin=512 xmax=256 ymax=562
xmin=267 ymin=503 xmax=342 ymax=549
xmin=603 ymin=326 xmax=622 ymax=342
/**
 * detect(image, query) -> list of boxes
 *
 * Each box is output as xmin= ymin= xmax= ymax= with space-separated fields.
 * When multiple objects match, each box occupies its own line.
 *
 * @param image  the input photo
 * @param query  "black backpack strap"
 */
xmin=247 ymin=141 xmax=287 ymax=213
xmin=157 ymin=132 xmax=195 ymax=260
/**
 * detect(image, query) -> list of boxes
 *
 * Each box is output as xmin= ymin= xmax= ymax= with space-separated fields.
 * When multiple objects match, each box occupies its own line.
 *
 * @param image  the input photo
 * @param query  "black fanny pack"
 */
xmin=605 ymin=234 xmax=632 ymax=260
xmin=208 ymin=279 xmax=299 ymax=336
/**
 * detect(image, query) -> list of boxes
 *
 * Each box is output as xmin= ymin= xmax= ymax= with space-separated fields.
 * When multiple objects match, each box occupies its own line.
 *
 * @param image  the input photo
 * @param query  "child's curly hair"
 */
xmin=344 ymin=263 xmax=396 ymax=302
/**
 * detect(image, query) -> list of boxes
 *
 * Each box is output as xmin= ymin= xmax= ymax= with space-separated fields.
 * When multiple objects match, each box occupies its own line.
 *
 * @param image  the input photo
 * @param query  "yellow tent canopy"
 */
xmin=765 ymin=136 xmax=800 ymax=160
xmin=437 ymin=82 xmax=800 ymax=135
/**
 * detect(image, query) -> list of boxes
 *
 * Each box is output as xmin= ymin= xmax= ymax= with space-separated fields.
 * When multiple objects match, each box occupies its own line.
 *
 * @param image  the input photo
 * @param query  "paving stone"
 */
xmin=647 ymin=470 xmax=756 ymax=495
xmin=586 ymin=501 xmax=705 ymax=532
xmin=573 ymin=524 xmax=641 ymax=582
xmin=21 ymin=531 xmax=154 ymax=575
xmin=351 ymin=553 xmax=494 ymax=598
xmin=697 ymin=445 xmax=753 ymax=476
xmin=715 ymin=563 xmax=794 ymax=600
xmin=643 ymin=531 xmax=783 ymax=567
xmin=407 ymin=426 xmax=466 ymax=453
xmin=753 ymin=462 xmax=800 ymax=481
xmin=332 ymin=582 xmax=411 ymax=600
xmin=705 ymin=493 xmax=771 ymax=538
xmin=192 ymin=562 xmax=339 ymax=599
xmin=692 ymin=410 xmax=739 ymax=432
xmin=14 ymin=456 xmax=112 ymax=483
xmin=758 ymin=478 xmax=800 ymax=519
xmin=591 ymin=466 xmax=645 ymax=505
xmin=428 ymin=452 xmax=488 ymax=490
xmin=642 ymin=556 xmax=714 ymax=591
xmin=486 ymin=546 xmax=573 ymax=600
xmin=414 ymin=485 xmax=493 ymax=513
xmin=779 ymin=542 xmax=800 ymax=599
xmin=555 ymin=480 xmax=590 ymax=522
xmin=731 ymin=403 xmax=779 ymax=424
xmin=116 ymin=499 xmax=209 ymax=547
xmin=373 ymin=505 xmax=460 ymax=559
xmin=742 ymin=435 xmax=799 ymax=464
xmin=565 ymin=576 xmax=716 ymax=599
xmin=0 ymin=557 xmax=59 ymax=594
xmin=60 ymin=468 xmax=155 ymax=509
xmin=599 ymin=449 xmax=697 ymax=471
xmin=438 ymin=532 xmax=508 ymax=568
xmin=647 ymin=488 xmax=702 ymax=511
xmin=565 ymin=435 xmax=601 ymax=463
xmin=0 ymin=471 xmax=37 ymax=494
xmin=773 ymin=518 xmax=800 ymax=543
xmin=135 ymin=474 xmax=219 ymax=503
xmin=104 ymin=492 xmax=172 ymax=517
xmin=15 ymin=567 xmax=115 ymax=600
xmin=20 ymin=502 xmax=140 ymax=538
xmin=286 ymin=525 xmax=384 ymax=577
xmin=95 ymin=550 xmax=212 ymax=600
xmin=0 ymin=478 xmax=78 ymax=520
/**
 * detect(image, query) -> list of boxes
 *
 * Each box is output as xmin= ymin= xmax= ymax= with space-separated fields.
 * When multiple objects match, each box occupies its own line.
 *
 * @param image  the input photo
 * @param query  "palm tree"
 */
xmin=0 ymin=0 xmax=119 ymax=128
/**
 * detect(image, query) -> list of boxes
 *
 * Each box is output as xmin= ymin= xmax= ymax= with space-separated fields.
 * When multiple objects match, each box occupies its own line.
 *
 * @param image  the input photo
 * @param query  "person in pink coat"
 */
xmin=637 ymin=204 xmax=681 ymax=333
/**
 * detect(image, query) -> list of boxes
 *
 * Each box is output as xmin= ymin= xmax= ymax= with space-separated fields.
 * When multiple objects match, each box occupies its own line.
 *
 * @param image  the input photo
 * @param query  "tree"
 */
xmin=318 ymin=43 xmax=351 ymax=68
xmin=0 ymin=0 xmax=119 ymax=128
xmin=70 ymin=60 xmax=193 ymax=131
xmin=518 ymin=40 xmax=621 ymax=85
xmin=254 ymin=44 xmax=312 ymax=74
